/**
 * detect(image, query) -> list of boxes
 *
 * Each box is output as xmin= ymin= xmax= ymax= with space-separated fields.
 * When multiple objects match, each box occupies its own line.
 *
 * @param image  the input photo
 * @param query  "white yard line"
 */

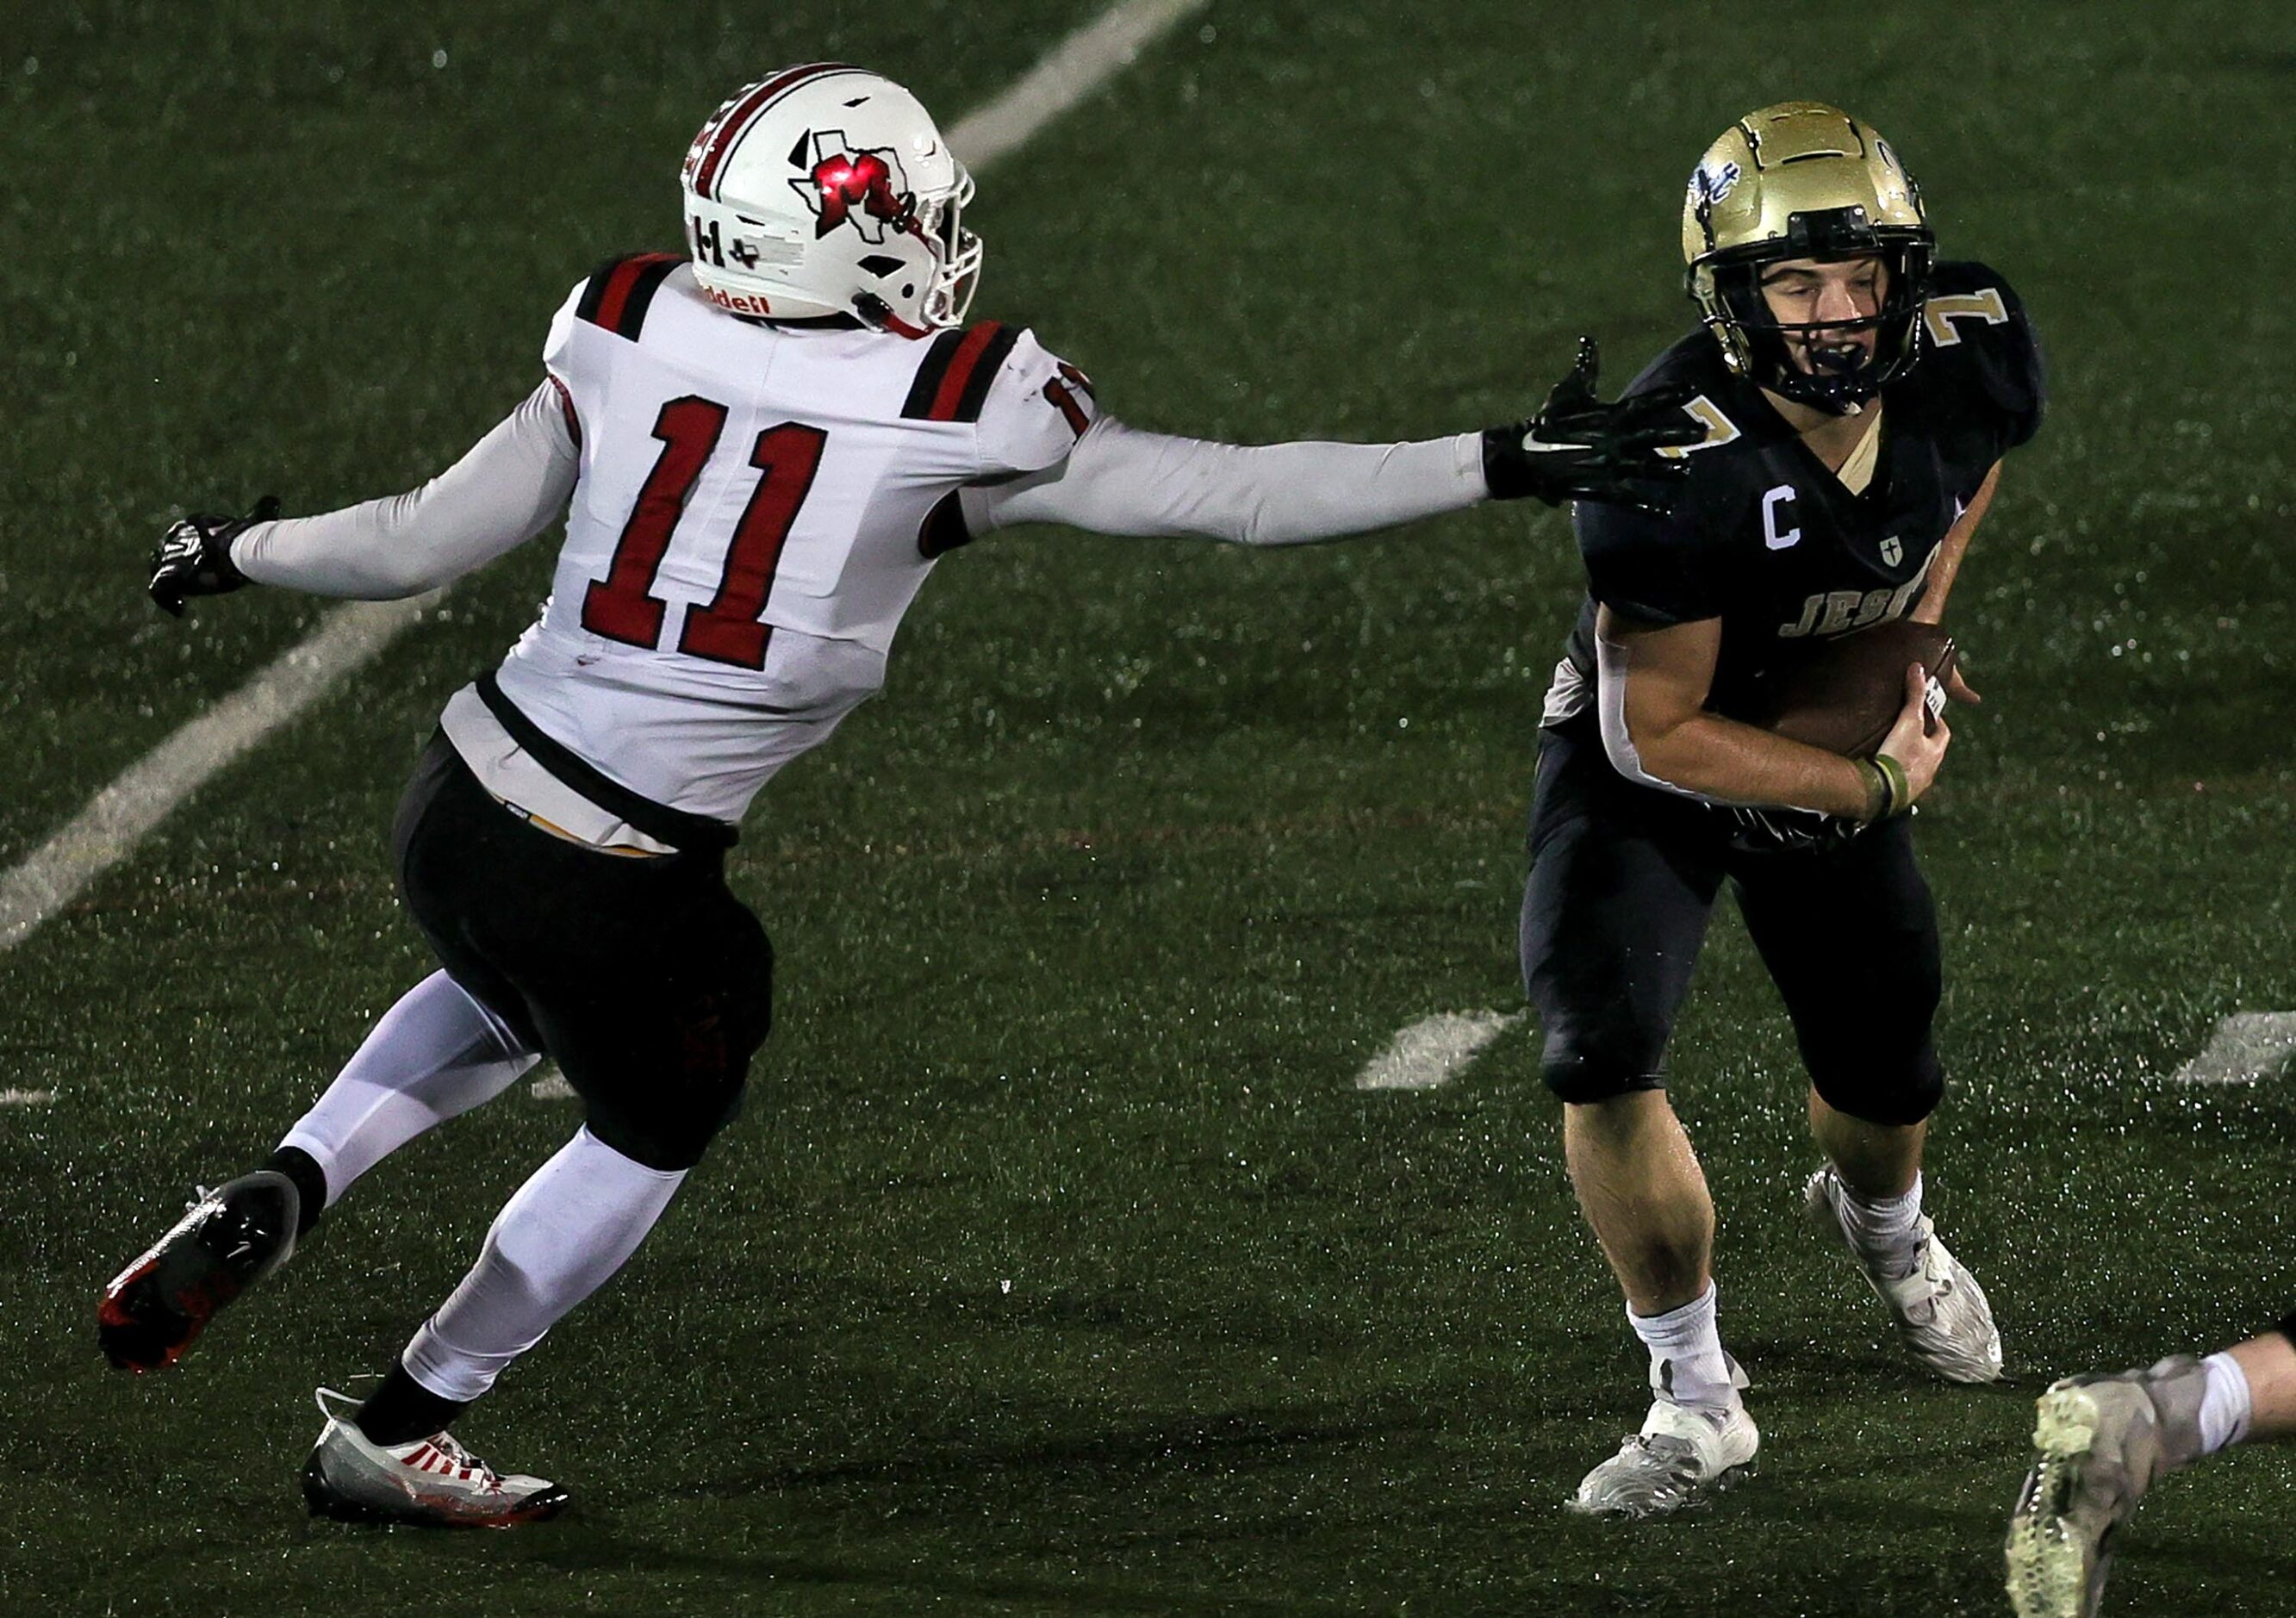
xmin=0 ymin=1089 xmax=58 ymax=1107
xmin=0 ymin=0 xmax=1203 ymax=959
xmin=949 ymin=0 xmax=1208 ymax=166
xmin=1354 ymin=1010 xmax=1523 ymax=1092
xmin=0 ymin=594 xmax=440 ymax=952
xmin=2168 ymin=1011 xmax=2296 ymax=1085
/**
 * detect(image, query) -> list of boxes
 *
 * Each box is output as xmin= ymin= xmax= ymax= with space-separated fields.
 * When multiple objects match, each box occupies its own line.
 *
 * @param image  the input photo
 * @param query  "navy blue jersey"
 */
xmin=1546 ymin=261 xmax=2044 ymax=729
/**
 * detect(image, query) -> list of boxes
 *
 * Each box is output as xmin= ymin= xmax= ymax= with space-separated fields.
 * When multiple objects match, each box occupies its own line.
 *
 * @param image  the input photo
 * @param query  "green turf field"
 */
xmin=7 ymin=2 xmax=2296 ymax=1613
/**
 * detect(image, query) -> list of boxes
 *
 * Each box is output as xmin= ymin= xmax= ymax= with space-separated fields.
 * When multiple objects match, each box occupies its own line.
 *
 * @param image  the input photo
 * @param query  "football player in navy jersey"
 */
xmin=1519 ymin=103 xmax=2047 ymax=1517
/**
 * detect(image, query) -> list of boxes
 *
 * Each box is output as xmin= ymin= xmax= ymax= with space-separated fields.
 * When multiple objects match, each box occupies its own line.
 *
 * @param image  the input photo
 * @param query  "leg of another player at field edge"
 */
xmin=2229 ymin=1331 xmax=2296 ymax=1441
xmin=1564 ymin=1091 xmax=1715 ymax=1316
xmin=1808 ymin=1092 xmax=1924 ymax=1198
xmin=276 ymin=969 xmax=541 ymax=1226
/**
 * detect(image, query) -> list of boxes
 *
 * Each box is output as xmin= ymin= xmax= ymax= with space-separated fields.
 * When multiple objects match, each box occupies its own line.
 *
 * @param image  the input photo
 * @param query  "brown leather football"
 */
xmin=1747 ymin=619 xmax=1957 ymax=757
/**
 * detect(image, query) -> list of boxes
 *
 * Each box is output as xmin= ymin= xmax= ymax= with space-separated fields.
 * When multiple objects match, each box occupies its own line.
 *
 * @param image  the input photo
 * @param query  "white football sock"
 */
xmin=1630 ymin=1283 xmax=1740 ymax=1412
xmin=2198 ymin=1351 xmax=2254 ymax=1454
xmin=401 ymin=1127 xmax=684 ymax=1403
xmin=1835 ymin=1172 xmax=1925 ymax=1279
xmin=278 ymin=969 xmax=539 ymax=1205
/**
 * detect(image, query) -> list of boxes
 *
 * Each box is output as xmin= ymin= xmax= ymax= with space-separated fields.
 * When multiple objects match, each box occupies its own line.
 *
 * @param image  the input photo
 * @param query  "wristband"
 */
xmin=1856 ymin=757 xmax=1890 ymax=824
xmin=1870 ymin=752 xmax=1912 ymax=820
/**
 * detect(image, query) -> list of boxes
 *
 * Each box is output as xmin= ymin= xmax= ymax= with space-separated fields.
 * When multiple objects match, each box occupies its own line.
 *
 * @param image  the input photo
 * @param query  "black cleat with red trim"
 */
xmin=97 ymin=1170 xmax=300 ymax=1372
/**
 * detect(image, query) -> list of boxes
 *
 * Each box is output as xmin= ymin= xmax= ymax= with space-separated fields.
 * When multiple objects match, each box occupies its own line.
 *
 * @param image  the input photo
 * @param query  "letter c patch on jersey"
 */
xmin=1762 ymin=484 xmax=1801 ymax=551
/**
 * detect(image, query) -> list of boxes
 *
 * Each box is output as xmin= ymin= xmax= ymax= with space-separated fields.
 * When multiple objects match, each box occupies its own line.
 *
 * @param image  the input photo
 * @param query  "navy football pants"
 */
xmin=1519 ymin=717 xmax=1944 ymax=1124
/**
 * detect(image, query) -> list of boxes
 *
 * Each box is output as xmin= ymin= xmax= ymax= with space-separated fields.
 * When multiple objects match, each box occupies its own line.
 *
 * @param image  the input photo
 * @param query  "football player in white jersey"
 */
xmin=102 ymin=64 xmax=1698 ymax=1527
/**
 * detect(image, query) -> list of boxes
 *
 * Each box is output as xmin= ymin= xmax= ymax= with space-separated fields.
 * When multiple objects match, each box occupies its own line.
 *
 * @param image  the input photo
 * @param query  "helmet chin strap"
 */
xmin=850 ymin=291 xmax=930 ymax=339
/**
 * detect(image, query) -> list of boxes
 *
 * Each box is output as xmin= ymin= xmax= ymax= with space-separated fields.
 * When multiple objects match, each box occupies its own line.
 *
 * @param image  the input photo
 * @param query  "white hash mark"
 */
xmin=2168 ymin=1012 xmax=2296 ymax=1085
xmin=0 ymin=0 xmax=1210 ymax=958
xmin=1354 ymin=1010 xmax=1523 ymax=1092
xmin=0 ymin=1089 xmax=57 ymax=1106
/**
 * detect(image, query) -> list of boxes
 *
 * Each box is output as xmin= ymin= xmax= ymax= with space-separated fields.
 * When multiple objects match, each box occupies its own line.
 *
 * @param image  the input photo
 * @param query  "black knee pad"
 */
xmin=575 ymin=926 xmax=774 ymax=1173
xmin=582 ymin=988 xmax=769 ymax=1171
xmin=1807 ymin=1044 xmax=1944 ymax=1128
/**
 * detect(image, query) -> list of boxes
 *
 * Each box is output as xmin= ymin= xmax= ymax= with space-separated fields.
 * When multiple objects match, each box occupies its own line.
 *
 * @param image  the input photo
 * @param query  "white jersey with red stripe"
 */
xmin=487 ymin=255 xmax=1095 ymax=824
xmin=227 ymin=254 xmax=1485 ymax=843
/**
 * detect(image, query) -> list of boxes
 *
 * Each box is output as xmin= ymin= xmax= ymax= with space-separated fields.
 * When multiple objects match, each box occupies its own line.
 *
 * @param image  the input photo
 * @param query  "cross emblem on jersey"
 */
xmin=787 ymin=129 xmax=918 ymax=243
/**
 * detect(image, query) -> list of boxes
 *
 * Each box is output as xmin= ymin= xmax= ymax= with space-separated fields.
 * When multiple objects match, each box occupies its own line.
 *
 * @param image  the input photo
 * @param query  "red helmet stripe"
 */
xmin=691 ymin=63 xmax=862 ymax=202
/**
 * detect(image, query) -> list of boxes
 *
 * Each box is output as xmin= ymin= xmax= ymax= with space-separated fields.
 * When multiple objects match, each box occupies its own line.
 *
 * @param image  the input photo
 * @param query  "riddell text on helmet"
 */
xmin=701 ymin=285 xmax=777 ymax=317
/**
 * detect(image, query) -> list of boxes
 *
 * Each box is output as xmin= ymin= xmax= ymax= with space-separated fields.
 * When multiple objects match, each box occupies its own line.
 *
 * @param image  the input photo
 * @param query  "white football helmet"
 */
xmin=680 ymin=64 xmax=982 ymax=334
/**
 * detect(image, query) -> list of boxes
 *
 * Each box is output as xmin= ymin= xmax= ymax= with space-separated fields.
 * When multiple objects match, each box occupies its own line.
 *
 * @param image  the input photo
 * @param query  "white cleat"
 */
xmin=2005 ymin=1357 xmax=2207 ymax=1618
xmin=302 ymin=1387 xmax=570 ymax=1528
xmin=1804 ymin=1166 xmax=2002 ymax=1383
xmin=1567 ymin=1385 xmax=1758 ymax=1520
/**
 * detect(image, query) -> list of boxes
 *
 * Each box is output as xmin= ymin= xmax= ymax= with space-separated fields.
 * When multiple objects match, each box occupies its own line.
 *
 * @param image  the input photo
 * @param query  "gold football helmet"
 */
xmin=1682 ymin=102 xmax=1933 ymax=412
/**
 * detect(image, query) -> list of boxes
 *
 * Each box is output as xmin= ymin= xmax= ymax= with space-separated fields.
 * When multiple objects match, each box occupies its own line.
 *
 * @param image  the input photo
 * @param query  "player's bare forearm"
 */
xmin=1629 ymin=711 xmax=1880 ymax=819
xmin=1597 ymin=608 xmax=1880 ymax=818
xmin=1911 ymin=460 xmax=2000 ymax=624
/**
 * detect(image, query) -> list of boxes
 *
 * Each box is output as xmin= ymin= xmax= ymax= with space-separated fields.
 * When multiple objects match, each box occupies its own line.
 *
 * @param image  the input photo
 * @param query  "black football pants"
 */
xmin=391 ymin=734 xmax=774 ymax=1170
xmin=1519 ymin=717 xmax=1944 ymax=1125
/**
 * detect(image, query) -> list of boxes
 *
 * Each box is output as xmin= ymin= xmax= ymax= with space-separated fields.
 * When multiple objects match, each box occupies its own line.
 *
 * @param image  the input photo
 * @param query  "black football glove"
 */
xmin=148 ymin=495 xmax=278 ymax=617
xmin=1482 ymin=338 xmax=1704 ymax=518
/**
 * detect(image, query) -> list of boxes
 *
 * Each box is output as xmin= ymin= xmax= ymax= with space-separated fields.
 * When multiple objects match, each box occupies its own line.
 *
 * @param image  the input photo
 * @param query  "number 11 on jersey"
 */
xmin=580 ymin=395 xmax=827 ymax=670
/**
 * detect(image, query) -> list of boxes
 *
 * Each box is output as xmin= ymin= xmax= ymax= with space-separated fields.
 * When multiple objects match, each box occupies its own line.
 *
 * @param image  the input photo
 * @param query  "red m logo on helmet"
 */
xmin=809 ymin=150 xmax=912 ymax=239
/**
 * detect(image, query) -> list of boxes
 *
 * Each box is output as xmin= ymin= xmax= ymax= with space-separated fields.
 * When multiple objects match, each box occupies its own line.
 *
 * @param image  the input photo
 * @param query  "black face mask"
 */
xmin=1710 ymin=239 xmax=1933 ymax=415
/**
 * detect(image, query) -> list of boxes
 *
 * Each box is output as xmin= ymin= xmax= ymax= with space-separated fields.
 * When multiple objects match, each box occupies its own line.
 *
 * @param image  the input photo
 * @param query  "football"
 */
xmin=1748 ymin=619 xmax=1957 ymax=757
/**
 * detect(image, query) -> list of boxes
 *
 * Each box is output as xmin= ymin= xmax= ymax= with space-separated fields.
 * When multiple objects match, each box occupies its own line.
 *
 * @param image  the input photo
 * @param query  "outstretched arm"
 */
xmin=216 ymin=382 xmax=578 ymax=602
xmin=960 ymin=416 xmax=1486 ymax=547
xmin=957 ymin=338 xmax=1699 ymax=548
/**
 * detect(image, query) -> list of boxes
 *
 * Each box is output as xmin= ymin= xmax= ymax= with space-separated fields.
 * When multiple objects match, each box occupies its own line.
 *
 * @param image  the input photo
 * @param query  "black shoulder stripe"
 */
xmin=575 ymin=256 xmax=626 ymax=326
xmin=900 ymin=328 xmax=970 ymax=420
xmin=575 ymin=253 xmax=684 ymax=342
xmin=613 ymin=256 xmax=681 ymax=342
xmin=949 ymin=324 xmax=1022 ymax=424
